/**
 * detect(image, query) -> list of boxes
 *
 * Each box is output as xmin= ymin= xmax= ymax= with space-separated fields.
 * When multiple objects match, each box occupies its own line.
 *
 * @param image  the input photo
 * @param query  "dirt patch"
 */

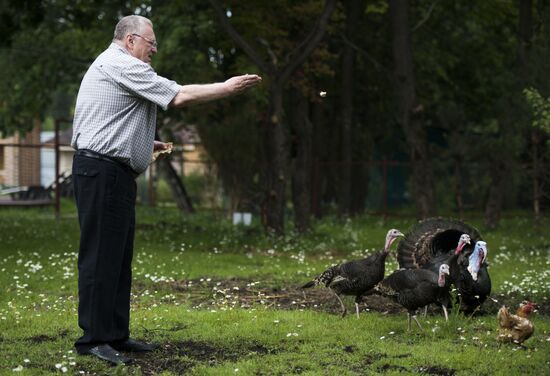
xmin=150 ymin=278 xmax=408 ymax=316
xmin=417 ymin=365 xmax=456 ymax=375
xmin=131 ymin=340 xmax=275 ymax=375
xmin=146 ymin=277 xmax=549 ymax=318
xmin=378 ymin=363 xmax=409 ymax=372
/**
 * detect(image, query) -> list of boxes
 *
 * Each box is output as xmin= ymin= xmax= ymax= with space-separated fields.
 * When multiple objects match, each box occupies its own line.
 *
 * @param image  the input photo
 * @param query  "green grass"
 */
xmin=0 ymin=202 xmax=549 ymax=375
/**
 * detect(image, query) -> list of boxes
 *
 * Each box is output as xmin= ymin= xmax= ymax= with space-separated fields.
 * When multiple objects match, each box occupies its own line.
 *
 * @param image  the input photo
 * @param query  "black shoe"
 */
xmin=111 ymin=338 xmax=159 ymax=352
xmin=78 ymin=344 xmax=133 ymax=365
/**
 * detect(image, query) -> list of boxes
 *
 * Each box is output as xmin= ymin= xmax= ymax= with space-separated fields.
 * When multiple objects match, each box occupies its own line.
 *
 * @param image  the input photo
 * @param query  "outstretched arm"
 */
xmin=169 ymin=74 xmax=261 ymax=108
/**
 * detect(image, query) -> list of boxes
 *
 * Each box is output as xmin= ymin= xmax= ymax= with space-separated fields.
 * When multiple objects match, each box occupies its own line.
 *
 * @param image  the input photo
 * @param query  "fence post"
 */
xmin=382 ymin=158 xmax=388 ymax=218
xmin=54 ymin=119 xmax=60 ymax=220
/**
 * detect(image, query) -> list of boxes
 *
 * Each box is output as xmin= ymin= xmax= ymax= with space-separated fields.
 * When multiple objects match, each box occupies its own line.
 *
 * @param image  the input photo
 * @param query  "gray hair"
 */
xmin=113 ymin=15 xmax=152 ymax=41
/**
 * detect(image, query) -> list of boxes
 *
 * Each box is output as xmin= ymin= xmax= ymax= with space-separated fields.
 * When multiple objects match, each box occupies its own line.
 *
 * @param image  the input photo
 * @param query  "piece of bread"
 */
xmin=152 ymin=142 xmax=173 ymax=162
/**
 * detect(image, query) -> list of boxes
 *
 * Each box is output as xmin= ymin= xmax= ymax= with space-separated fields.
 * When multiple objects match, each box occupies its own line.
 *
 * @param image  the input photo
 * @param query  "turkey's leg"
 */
xmin=442 ymin=305 xmax=449 ymax=321
xmin=412 ymin=314 xmax=423 ymax=330
xmin=354 ymin=296 xmax=363 ymax=319
xmin=332 ymin=290 xmax=347 ymax=317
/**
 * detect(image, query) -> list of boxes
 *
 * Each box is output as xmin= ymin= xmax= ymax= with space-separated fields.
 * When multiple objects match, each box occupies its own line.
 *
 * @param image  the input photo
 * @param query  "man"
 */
xmin=71 ymin=15 xmax=261 ymax=365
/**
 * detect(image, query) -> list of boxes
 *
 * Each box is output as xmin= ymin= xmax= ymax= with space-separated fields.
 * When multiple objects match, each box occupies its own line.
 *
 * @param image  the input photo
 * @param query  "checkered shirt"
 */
xmin=71 ymin=43 xmax=180 ymax=173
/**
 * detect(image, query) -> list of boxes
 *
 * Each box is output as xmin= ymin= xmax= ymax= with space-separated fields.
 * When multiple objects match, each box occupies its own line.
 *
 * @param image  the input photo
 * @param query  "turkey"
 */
xmin=421 ymin=233 xmax=471 ymax=286
xmin=372 ymin=264 xmax=451 ymax=330
xmin=418 ymin=233 xmax=470 ymax=317
xmin=396 ymin=217 xmax=491 ymax=314
xmin=455 ymin=240 xmax=492 ymax=314
xmin=301 ymin=228 xmax=404 ymax=318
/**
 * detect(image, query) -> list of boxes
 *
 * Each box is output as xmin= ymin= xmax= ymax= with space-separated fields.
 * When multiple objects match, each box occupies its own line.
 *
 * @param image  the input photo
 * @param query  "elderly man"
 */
xmin=71 ymin=15 xmax=260 ymax=365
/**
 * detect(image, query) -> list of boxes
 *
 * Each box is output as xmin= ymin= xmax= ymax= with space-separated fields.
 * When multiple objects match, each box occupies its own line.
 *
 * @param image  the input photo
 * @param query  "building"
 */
xmin=0 ymin=123 xmax=41 ymax=187
xmin=172 ymin=125 xmax=211 ymax=176
xmin=1 ymin=123 xmax=211 ymax=191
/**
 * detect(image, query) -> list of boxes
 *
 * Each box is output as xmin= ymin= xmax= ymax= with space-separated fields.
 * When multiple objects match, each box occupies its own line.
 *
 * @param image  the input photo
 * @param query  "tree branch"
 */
xmin=339 ymin=33 xmax=391 ymax=75
xmin=279 ymin=0 xmax=337 ymax=84
xmin=411 ymin=0 xmax=440 ymax=33
xmin=256 ymin=37 xmax=278 ymax=67
xmin=208 ymin=0 xmax=273 ymax=74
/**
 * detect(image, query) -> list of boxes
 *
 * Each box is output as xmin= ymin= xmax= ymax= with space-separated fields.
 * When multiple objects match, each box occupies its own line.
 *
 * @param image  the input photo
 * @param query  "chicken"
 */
xmin=497 ymin=301 xmax=535 ymax=345
xmin=302 ymin=229 xmax=404 ymax=318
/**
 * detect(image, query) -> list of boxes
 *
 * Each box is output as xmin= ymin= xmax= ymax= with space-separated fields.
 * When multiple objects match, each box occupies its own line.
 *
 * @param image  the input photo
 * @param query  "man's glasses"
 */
xmin=132 ymin=33 xmax=157 ymax=49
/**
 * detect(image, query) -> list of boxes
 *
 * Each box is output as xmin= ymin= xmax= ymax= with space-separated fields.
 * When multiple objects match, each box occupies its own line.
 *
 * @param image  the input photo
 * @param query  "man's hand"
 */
xmin=224 ymin=74 xmax=262 ymax=94
xmin=152 ymin=141 xmax=173 ymax=162
xmin=153 ymin=141 xmax=172 ymax=151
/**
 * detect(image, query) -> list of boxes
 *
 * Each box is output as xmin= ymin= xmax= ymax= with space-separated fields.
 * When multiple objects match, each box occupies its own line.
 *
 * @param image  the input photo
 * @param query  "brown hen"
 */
xmin=497 ymin=301 xmax=535 ymax=345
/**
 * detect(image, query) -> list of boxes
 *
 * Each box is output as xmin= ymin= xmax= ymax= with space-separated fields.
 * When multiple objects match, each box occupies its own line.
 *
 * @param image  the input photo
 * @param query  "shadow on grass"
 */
xmin=131 ymin=340 xmax=275 ymax=375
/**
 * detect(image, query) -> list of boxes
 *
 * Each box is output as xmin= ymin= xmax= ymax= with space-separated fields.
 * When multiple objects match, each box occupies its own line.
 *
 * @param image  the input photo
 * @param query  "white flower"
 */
xmin=380 ymin=336 xmax=385 ymax=340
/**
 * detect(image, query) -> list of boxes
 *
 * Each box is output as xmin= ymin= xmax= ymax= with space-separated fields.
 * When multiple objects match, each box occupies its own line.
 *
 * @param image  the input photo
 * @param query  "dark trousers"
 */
xmin=72 ymin=154 xmax=137 ymax=351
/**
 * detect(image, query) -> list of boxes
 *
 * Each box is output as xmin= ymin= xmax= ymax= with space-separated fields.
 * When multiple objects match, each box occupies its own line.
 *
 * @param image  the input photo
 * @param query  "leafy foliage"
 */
xmin=524 ymin=87 xmax=550 ymax=133
xmin=1 ymin=0 xmax=549 ymax=219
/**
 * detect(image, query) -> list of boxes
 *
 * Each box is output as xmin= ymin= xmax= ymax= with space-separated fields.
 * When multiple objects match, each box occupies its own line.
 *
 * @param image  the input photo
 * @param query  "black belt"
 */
xmin=76 ymin=149 xmax=139 ymax=178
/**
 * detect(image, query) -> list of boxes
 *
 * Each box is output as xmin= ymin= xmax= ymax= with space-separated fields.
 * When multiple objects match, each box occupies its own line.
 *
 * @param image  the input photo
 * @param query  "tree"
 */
xmin=338 ymin=0 xmax=367 ymax=216
xmin=0 ymin=0 xmax=146 ymax=134
xmin=389 ymin=0 xmax=435 ymax=218
xmin=208 ymin=0 xmax=336 ymax=234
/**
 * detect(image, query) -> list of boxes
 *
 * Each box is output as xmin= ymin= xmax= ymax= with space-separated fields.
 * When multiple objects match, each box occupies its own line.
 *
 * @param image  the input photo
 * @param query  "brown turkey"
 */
xmin=396 ymin=217 xmax=491 ymax=314
xmin=301 ymin=229 xmax=404 ymax=318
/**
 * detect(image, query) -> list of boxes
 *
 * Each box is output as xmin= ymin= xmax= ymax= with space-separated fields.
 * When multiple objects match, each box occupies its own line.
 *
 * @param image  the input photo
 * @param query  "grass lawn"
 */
xmin=0 ymin=201 xmax=549 ymax=375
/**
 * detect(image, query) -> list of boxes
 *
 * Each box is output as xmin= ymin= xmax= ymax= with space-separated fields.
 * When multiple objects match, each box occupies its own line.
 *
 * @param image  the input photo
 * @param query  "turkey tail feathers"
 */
xmin=397 ymin=217 xmax=482 ymax=269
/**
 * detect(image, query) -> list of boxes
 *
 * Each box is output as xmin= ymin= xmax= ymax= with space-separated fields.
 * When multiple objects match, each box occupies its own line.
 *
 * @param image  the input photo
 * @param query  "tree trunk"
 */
xmin=159 ymin=157 xmax=194 ymax=213
xmin=518 ymin=0 xmax=539 ymax=230
xmin=209 ymin=0 xmax=336 ymax=234
xmin=291 ymin=89 xmax=312 ymax=232
xmin=339 ymin=0 xmax=367 ymax=216
xmin=484 ymin=159 xmax=506 ymax=230
xmin=311 ymin=101 xmax=325 ymax=218
xmin=262 ymin=82 xmax=288 ymax=235
xmin=389 ymin=0 xmax=435 ymax=218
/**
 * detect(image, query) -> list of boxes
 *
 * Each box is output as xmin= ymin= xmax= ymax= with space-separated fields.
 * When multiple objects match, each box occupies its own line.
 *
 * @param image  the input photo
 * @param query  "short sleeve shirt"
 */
xmin=71 ymin=43 xmax=180 ymax=173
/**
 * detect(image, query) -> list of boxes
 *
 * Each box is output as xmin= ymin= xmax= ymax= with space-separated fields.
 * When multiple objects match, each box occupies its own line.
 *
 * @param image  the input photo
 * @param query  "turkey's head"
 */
xmin=454 ymin=234 xmax=471 ymax=255
xmin=438 ymin=263 xmax=450 ymax=287
xmin=384 ymin=228 xmax=404 ymax=253
xmin=467 ymin=241 xmax=487 ymax=281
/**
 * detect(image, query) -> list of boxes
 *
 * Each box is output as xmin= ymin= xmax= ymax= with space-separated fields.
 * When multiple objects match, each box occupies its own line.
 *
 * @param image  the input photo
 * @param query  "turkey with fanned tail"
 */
xmin=396 ymin=217 xmax=491 ymax=314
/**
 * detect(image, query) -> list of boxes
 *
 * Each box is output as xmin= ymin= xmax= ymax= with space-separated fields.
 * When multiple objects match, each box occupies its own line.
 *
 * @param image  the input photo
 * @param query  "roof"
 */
xmin=44 ymin=128 xmax=73 ymax=145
